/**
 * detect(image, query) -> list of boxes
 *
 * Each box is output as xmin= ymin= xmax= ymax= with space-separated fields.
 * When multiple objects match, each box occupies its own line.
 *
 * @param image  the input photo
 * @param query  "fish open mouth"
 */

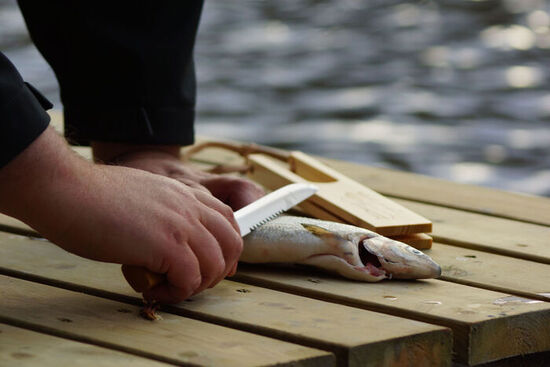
xmin=359 ymin=238 xmax=387 ymax=278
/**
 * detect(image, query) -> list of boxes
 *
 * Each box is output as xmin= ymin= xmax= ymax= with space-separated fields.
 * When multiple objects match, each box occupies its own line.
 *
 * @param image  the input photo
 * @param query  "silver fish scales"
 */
xmin=241 ymin=216 xmax=441 ymax=281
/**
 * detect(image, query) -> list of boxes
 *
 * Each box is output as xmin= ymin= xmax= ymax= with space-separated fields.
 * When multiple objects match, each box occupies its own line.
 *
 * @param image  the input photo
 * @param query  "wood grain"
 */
xmin=0 ymin=275 xmax=332 ymax=367
xmin=0 ymin=233 xmax=451 ymax=367
xmin=0 ymin=323 xmax=170 ymax=367
xmin=429 ymin=243 xmax=550 ymax=301
xmin=394 ymin=198 xmax=550 ymax=264
xmin=230 ymin=264 xmax=550 ymax=366
xmin=323 ymin=158 xmax=550 ymax=227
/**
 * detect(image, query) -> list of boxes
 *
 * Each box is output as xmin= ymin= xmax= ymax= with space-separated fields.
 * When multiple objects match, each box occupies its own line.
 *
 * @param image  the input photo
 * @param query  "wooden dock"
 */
xmin=1 ymin=112 xmax=549 ymax=366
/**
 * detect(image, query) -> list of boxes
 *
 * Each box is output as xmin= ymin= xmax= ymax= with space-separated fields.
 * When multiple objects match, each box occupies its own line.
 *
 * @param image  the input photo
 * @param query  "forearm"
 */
xmin=0 ymin=127 xmax=84 ymax=223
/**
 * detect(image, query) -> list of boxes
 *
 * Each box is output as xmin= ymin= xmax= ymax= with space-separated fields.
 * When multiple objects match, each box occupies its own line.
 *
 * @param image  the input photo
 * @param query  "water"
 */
xmin=2 ymin=0 xmax=550 ymax=196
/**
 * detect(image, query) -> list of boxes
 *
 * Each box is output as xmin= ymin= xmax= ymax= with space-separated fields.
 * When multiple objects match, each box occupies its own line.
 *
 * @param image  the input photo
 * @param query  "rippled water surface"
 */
xmin=2 ymin=0 xmax=550 ymax=196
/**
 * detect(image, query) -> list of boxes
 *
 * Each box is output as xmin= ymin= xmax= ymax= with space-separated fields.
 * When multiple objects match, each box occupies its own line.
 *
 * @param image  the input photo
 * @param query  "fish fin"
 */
xmin=301 ymin=223 xmax=341 ymax=240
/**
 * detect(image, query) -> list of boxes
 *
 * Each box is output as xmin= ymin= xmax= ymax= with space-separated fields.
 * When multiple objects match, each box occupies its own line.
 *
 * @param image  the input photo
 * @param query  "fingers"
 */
xmin=186 ymin=221 xmax=227 ymax=294
xmin=193 ymin=190 xmax=241 ymax=234
xmin=228 ymin=261 xmax=238 ymax=277
xmin=200 ymin=176 xmax=265 ymax=210
xmin=143 ymin=243 xmax=201 ymax=304
xmin=176 ymin=177 xmax=211 ymax=194
xmin=197 ymin=205 xmax=243 ymax=286
xmin=148 ymin=195 xmax=242 ymax=303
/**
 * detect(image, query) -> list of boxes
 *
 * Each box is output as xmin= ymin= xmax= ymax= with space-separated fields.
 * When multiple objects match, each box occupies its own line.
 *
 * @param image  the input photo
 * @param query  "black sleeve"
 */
xmin=0 ymin=52 xmax=52 ymax=169
xmin=17 ymin=1 xmax=204 ymax=146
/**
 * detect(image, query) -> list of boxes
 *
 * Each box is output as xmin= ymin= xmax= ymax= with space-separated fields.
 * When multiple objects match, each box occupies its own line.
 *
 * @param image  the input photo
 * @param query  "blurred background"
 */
xmin=1 ymin=0 xmax=549 ymax=196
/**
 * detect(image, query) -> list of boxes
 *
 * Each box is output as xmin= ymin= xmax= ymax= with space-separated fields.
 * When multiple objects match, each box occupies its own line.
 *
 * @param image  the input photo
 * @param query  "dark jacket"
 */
xmin=1 ymin=0 xmax=204 ymax=168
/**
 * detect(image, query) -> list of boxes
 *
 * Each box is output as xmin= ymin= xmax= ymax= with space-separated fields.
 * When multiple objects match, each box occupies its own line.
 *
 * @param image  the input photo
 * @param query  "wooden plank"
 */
xmin=295 ymin=199 xmax=433 ymax=249
xmin=228 ymin=265 xmax=550 ymax=366
xmin=186 ymin=140 xmax=550 ymax=227
xmin=429 ymin=243 xmax=550 ymax=301
xmin=0 ymin=275 xmax=332 ymax=367
xmin=323 ymin=158 xmax=550 ymax=227
xmin=0 ymin=232 xmax=452 ymax=367
xmin=299 ymin=201 xmax=433 ymax=250
xmin=0 ymin=214 xmax=35 ymax=237
xmin=0 ymin=323 xmax=170 ymax=367
xmin=391 ymin=233 xmax=433 ymax=250
xmin=394 ymin=198 xmax=550 ymax=264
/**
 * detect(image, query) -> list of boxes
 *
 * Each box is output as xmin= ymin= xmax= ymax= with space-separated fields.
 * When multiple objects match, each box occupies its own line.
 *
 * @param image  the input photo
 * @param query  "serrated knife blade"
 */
xmin=235 ymin=183 xmax=318 ymax=237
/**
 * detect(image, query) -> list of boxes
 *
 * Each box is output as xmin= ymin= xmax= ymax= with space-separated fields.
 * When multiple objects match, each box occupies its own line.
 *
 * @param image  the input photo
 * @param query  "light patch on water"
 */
xmin=538 ymin=95 xmax=550 ymax=117
xmin=508 ymin=129 xmax=533 ymax=149
xmin=527 ymin=10 xmax=550 ymax=33
xmin=481 ymin=25 xmax=535 ymax=50
xmin=536 ymin=32 xmax=550 ymax=48
xmin=264 ymin=21 xmax=291 ymax=44
xmin=331 ymin=88 xmax=378 ymax=109
xmin=392 ymin=4 xmax=422 ymax=28
xmin=349 ymin=118 xmax=456 ymax=147
xmin=503 ymin=0 xmax=541 ymax=14
xmin=505 ymin=66 xmax=542 ymax=88
xmin=484 ymin=145 xmax=507 ymax=164
xmin=421 ymin=46 xmax=449 ymax=68
xmin=348 ymin=120 xmax=420 ymax=147
xmin=349 ymin=120 xmax=395 ymax=143
xmin=449 ymin=163 xmax=495 ymax=184
xmin=224 ymin=21 xmax=292 ymax=53
xmin=453 ymin=48 xmax=482 ymax=69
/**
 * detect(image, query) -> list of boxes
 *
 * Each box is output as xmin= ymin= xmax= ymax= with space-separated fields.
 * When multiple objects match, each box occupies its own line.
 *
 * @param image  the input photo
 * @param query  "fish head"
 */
xmin=300 ymin=222 xmax=440 ymax=281
xmin=301 ymin=224 xmax=387 ymax=281
xmin=360 ymin=235 xmax=441 ymax=279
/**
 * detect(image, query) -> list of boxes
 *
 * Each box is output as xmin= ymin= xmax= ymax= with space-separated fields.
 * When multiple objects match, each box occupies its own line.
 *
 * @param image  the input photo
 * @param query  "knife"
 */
xmin=122 ymin=183 xmax=318 ymax=293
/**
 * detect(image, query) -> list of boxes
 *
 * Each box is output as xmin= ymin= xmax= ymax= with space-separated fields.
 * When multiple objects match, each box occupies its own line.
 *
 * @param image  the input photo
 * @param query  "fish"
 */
xmin=241 ymin=215 xmax=441 ymax=281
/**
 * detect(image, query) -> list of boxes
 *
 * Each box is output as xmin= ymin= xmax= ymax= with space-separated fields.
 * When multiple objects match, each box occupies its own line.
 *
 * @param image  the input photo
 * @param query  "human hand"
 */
xmin=0 ymin=128 xmax=243 ymax=303
xmin=91 ymin=142 xmax=265 ymax=210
